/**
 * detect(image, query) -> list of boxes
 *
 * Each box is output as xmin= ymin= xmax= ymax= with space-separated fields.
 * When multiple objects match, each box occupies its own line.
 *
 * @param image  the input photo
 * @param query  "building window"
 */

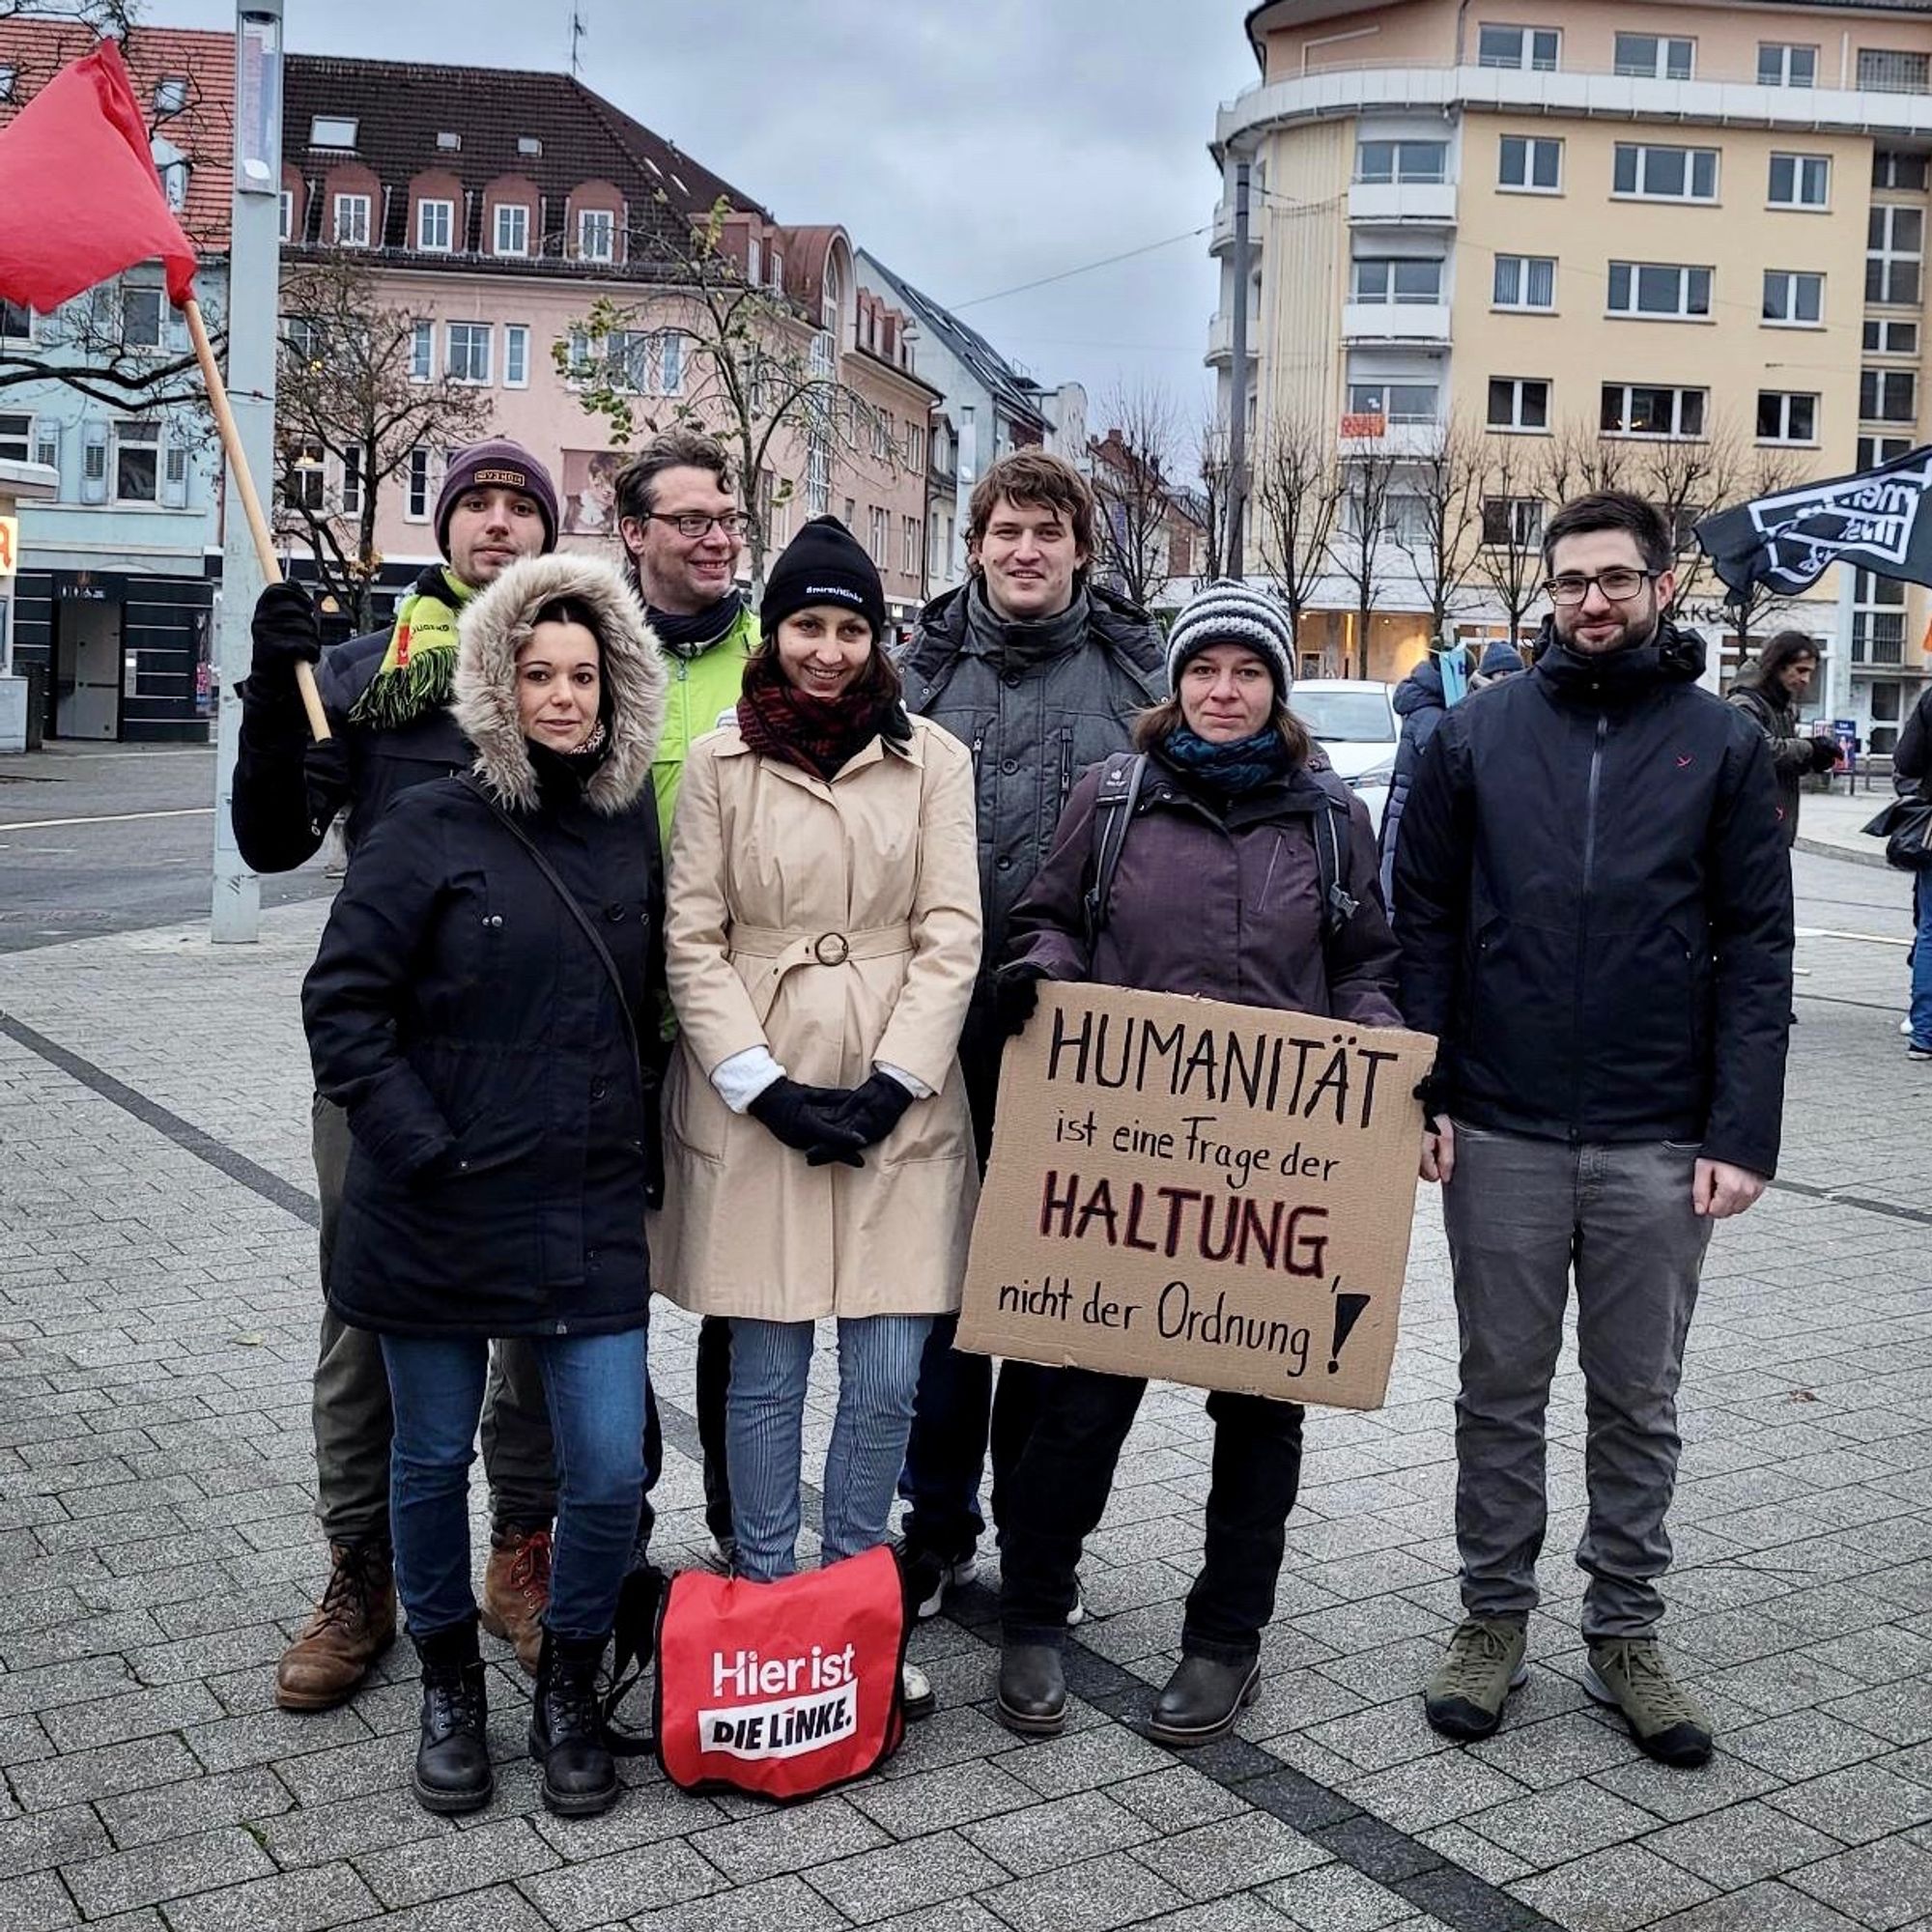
xmin=1477 ymin=24 xmax=1558 ymax=71
xmin=579 ymin=209 xmax=614 ymax=262
xmin=1614 ymin=34 xmax=1694 ymax=81
xmin=153 ymin=75 xmax=189 ymax=116
xmin=503 ymin=324 xmax=529 ymax=388
xmin=1758 ymin=43 xmax=1816 ymax=88
xmin=309 ymin=116 xmax=357 ymax=149
xmin=1854 ymin=570 xmax=1906 ymax=667
xmin=1860 ymin=434 xmax=1913 ymax=471
xmin=114 ymin=419 xmax=161 ymax=502
xmin=287 ymin=439 xmax=327 ymax=510
xmin=34 ymin=421 xmax=59 ymax=478
xmin=1613 ymin=144 xmax=1719 ymax=203
xmin=1601 ymin=384 xmax=1707 ymax=439
xmin=405 ymin=446 xmax=434 ymax=521
xmin=1769 ymin=154 xmax=1831 ymax=210
xmin=278 ymin=188 xmax=293 ymax=242
xmin=1482 ymin=497 xmax=1545 ymax=548
xmin=1757 ymin=391 xmax=1818 ymax=444
xmin=1607 ymin=263 xmax=1712 ymax=320
xmin=0 ymin=412 xmax=29 ymax=463
xmin=409 ymin=320 xmax=434 ymax=383
xmin=123 ymin=284 xmax=163 ymax=350
xmin=494 ymin=203 xmax=529 ymax=256
xmin=1874 ymin=151 xmax=1929 ymax=192
xmin=0 ymin=66 xmax=14 ymax=103
xmin=0 ymin=298 xmax=31 ymax=342
xmin=867 ymin=505 xmax=890 ymax=565
xmin=1492 ymin=255 xmax=1556 ymax=311
xmin=1858 ymin=48 xmax=1931 ymax=95
xmin=1351 ymin=257 xmax=1442 ymax=304
xmin=1865 ymin=319 xmax=1919 ymax=355
xmin=446 ymin=323 xmax=492 ymax=385
xmin=517 ymin=134 xmax=543 ymax=157
xmin=416 ymin=199 xmax=453 ymax=251
xmin=902 ymin=515 xmax=920 ymax=575
xmin=1869 ymin=206 xmax=1923 ymax=306
xmin=906 ymin=422 xmax=925 ymax=470
xmin=1354 ymin=139 xmax=1447 ymax=185
xmin=1498 ymin=135 xmax=1562 ymax=193
xmin=769 ymin=248 xmax=784 ymax=290
xmin=1861 ymin=368 xmax=1918 ymax=423
xmin=1763 ymin=270 xmax=1824 ymax=326
xmin=1348 ymin=381 xmax=1438 ymax=424
xmin=437 ymin=130 xmax=462 ymax=152
xmin=332 ymin=193 xmax=371 ymax=247
xmin=340 ymin=446 xmax=362 ymax=517
xmin=1487 ymin=377 xmax=1550 ymax=432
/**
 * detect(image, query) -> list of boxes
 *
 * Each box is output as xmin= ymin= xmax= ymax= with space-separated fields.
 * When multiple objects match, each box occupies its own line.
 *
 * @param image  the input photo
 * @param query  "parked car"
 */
xmin=1291 ymin=678 xmax=1398 ymax=834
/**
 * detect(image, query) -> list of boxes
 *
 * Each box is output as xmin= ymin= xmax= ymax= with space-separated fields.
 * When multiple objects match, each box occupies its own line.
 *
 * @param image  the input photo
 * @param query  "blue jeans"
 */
xmin=1913 ymin=875 xmax=1932 ymax=1049
xmin=382 ymin=1328 xmax=646 ymax=1641
xmin=727 ymin=1315 xmax=932 ymax=1583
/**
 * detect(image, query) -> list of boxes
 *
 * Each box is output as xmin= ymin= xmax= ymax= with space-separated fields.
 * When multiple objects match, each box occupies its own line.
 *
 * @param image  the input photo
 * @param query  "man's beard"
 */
xmin=1555 ymin=603 xmax=1659 ymax=656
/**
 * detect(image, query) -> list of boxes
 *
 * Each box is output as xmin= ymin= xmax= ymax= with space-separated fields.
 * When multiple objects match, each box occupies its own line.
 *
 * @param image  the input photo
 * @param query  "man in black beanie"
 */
xmin=231 ymin=437 xmax=565 ymax=1710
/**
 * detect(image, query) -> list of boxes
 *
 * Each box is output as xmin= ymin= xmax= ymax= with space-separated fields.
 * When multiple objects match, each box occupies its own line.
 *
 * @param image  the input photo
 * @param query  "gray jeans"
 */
xmin=311 ymin=1094 xmax=556 ymax=1543
xmin=1441 ymin=1122 xmax=1713 ymax=1640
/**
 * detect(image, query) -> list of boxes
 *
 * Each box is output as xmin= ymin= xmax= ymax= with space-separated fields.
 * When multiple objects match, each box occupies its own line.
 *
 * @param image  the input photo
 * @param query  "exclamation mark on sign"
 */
xmin=1328 ymin=1293 xmax=1371 ymax=1374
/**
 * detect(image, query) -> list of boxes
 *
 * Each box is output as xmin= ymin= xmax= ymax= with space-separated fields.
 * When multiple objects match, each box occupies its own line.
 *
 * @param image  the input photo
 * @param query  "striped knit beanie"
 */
xmin=1165 ymin=581 xmax=1296 ymax=696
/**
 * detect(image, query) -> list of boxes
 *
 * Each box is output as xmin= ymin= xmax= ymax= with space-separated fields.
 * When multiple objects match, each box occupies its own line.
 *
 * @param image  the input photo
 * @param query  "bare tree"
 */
xmin=1633 ymin=420 xmax=1742 ymax=611
xmin=272 ymin=254 xmax=492 ymax=630
xmin=1541 ymin=416 xmax=1631 ymax=507
xmin=1395 ymin=414 xmax=1486 ymax=643
xmin=1673 ymin=444 xmax=1814 ymax=668
xmin=1194 ymin=418 xmax=1230 ymax=585
xmin=1327 ymin=440 xmax=1403 ymax=680
xmin=560 ymin=196 xmax=896 ymax=588
xmin=1088 ymin=383 xmax=1182 ymax=610
xmin=1252 ymin=416 xmax=1344 ymax=651
xmin=1470 ymin=432 xmax=1553 ymax=644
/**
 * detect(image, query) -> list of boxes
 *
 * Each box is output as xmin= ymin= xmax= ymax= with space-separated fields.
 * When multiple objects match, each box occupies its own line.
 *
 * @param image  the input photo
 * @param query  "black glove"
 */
xmin=806 ymin=1071 xmax=916 ymax=1164
xmin=249 ymin=582 xmax=322 ymax=684
xmin=303 ymin=733 xmax=353 ymax=838
xmin=750 ymin=1078 xmax=866 ymax=1166
xmin=993 ymin=962 xmax=1048 ymax=1039
xmin=1808 ymin=734 xmax=1841 ymax=775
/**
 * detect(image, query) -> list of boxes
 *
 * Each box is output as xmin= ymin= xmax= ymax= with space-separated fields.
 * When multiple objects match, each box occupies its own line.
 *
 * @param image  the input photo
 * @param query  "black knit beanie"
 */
xmin=759 ymin=515 xmax=886 ymax=639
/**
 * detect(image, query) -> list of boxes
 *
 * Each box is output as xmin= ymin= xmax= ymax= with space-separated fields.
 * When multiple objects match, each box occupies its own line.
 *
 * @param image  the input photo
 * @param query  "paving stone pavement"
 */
xmin=0 ymin=848 xmax=1927 ymax=1931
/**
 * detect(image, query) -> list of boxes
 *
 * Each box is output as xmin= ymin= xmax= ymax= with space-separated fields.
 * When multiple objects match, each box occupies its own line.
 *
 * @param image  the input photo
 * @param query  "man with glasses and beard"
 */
xmin=1394 ymin=491 xmax=1792 ymax=1770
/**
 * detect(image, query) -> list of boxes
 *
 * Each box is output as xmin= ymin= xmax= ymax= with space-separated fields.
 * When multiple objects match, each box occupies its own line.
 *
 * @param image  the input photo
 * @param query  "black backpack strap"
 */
xmin=1308 ymin=769 xmax=1359 ymax=943
xmin=1080 ymin=752 xmax=1147 ymax=949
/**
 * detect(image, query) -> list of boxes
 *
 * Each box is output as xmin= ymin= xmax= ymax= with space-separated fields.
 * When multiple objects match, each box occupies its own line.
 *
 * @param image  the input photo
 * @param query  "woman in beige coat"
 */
xmin=657 ymin=518 xmax=981 ymax=1685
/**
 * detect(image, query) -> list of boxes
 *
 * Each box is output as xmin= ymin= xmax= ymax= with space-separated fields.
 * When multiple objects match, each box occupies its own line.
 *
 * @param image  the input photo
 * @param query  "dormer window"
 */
xmin=579 ymin=210 xmax=614 ymax=262
xmin=310 ymin=116 xmax=357 ymax=149
xmin=517 ymin=135 xmax=542 ymax=157
xmin=494 ymin=203 xmax=530 ymax=257
xmin=437 ymin=130 xmax=462 ymax=151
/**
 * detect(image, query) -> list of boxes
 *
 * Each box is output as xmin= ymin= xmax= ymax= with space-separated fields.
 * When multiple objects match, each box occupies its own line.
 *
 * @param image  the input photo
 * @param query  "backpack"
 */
xmin=1081 ymin=751 xmax=1360 ymax=949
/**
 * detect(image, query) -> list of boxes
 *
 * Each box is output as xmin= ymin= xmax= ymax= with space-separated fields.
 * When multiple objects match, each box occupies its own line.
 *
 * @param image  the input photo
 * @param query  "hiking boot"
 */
xmin=1150 ymin=1654 xmax=1262 ymax=1747
xmin=412 ymin=1620 xmax=493 ymax=1814
xmin=480 ymin=1525 xmax=551 ymax=1676
xmin=1424 ymin=1617 xmax=1529 ymax=1741
xmin=1583 ymin=1637 xmax=1713 ymax=1768
xmin=275 ymin=1540 xmax=396 ymax=1712
xmin=528 ymin=1631 xmax=618 ymax=1817
xmin=902 ymin=1661 xmax=936 ymax=1721
xmin=995 ymin=1642 xmax=1067 ymax=1737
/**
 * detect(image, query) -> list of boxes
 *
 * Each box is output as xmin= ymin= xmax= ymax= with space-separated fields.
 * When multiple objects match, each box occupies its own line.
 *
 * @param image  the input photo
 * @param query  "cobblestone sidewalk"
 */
xmin=0 ymin=872 xmax=1928 ymax=1932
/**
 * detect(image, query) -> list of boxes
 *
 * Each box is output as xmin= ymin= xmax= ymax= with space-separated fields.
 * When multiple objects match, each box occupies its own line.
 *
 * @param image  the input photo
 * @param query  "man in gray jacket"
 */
xmin=895 ymin=449 xmax=1166 ymax=1615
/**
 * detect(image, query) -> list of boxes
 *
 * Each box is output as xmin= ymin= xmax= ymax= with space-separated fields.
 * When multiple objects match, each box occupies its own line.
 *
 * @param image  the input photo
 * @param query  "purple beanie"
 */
xmin=435 ymin=438 xmax=559 ymax=555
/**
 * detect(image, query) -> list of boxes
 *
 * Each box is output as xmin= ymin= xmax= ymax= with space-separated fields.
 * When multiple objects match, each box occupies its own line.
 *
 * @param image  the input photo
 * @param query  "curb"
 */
xmin=1794 ymin=833 xmax=1891 ymax=871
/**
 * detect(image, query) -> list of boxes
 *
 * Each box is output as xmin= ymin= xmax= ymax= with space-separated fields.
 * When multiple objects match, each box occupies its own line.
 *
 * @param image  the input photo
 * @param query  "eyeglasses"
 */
xmin=641 ymin=511 xmax=752 ymax=540
xmin=1544 ymin=568 xmax=1655 ymax=607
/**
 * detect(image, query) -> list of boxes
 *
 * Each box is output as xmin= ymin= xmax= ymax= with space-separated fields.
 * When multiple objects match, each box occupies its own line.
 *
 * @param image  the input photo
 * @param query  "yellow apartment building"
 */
xmin=1212 ymin=0 xmax=1932 ymax=750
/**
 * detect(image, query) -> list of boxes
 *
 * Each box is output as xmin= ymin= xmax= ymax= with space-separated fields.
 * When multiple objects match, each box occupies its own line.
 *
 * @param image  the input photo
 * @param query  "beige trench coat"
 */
xmin=654 ymin=715 xmax=982 ymax=1320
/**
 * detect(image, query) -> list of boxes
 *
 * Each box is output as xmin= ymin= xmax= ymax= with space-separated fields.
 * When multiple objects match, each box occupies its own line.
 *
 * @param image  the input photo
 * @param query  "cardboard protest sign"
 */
xmin=957 ymin=983 xmax=1435 ymax=1410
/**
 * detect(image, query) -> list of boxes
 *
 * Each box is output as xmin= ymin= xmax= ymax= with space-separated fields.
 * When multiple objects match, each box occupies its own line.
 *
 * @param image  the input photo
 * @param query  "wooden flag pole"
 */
xmin=183 ymin=295 xmax=330 ymax=742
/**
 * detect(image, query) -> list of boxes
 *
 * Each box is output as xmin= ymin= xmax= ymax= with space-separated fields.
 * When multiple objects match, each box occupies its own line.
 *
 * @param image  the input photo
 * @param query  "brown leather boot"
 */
xmin=275 ymin=1540 xmax=397 ymax=1712
xmin=480 ymin=1525 xmax=551 ymax=1676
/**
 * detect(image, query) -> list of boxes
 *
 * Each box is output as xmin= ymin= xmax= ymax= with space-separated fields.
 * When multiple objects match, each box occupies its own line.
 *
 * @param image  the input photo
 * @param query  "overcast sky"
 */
xmin=157 ymin=0 xmax=1259 ymax=448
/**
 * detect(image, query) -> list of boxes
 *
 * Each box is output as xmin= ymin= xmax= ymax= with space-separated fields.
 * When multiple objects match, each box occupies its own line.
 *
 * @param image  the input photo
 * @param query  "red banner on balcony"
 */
xmin=1340 ymin=413 xmax=1388 ymax=440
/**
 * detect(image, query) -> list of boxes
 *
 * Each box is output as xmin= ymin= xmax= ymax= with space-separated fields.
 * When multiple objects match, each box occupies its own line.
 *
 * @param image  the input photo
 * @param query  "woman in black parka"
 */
xmin=302 ymin=554 xmax=666 ymax=1822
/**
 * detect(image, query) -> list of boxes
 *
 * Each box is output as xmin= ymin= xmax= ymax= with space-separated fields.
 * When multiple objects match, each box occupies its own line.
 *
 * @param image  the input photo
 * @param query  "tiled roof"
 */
xmin=283 ymin=54 xmax=767 ymax=259
xmin=0 ymin=21 xmax=235 ymax=250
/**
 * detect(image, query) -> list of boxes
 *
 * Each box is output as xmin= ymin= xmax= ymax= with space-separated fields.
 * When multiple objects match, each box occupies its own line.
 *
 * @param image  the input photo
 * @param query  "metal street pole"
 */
xmin=1224 ymin=157 xmax=1252 ymax=582
xmin=211 ymin=2 xmax=283 ymax=942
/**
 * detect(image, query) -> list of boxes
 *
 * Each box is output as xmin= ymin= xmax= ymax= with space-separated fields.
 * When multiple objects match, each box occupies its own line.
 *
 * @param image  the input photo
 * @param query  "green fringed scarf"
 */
xmin=348 ymin=564 xmax=476 ymax=730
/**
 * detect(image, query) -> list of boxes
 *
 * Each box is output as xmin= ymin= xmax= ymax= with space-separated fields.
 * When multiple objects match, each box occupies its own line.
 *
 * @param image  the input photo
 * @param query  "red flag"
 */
xmin=0 ymin=39 xmax=197 ymax=311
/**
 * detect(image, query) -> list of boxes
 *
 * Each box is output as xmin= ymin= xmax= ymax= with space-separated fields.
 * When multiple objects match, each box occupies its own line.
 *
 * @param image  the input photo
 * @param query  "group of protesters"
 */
xmin=233 ymin=426 xmax=1793 ymax=1819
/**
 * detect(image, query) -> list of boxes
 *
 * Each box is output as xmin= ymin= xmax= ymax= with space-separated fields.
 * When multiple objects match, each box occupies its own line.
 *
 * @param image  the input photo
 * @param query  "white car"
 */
xmin=1291 ymin=678 xmax=1399 ymax=835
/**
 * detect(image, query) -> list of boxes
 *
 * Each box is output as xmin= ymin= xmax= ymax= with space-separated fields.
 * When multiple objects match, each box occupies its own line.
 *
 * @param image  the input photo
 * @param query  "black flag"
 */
xmin=1694 ymin=443 xmax=1932 ymax=603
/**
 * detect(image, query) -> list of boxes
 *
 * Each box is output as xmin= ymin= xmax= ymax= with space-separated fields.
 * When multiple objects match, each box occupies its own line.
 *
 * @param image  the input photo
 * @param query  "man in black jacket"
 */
xmin=1395 ymin=491 xmax=1792 ymax=1769
xmin=233 ymin=440 xmax=566 ymax=1709
xmin=895 ymin=450 xmax=1166 ymax=1619
xmin=1897 ymin=685 xmax=1932 ymax=1057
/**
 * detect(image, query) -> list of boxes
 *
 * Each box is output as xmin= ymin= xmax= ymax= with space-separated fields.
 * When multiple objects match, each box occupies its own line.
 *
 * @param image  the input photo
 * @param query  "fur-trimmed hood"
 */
xmin=453 ymin=554 xmax=667 ymax=815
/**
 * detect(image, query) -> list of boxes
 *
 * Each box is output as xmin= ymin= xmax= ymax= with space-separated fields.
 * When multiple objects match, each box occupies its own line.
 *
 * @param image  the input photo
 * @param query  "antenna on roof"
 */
xmin=569 ymin=6 xmax=587 ymax=78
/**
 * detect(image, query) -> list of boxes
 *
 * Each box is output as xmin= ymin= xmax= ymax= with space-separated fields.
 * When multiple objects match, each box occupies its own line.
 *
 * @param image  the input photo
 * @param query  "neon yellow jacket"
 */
xmin=649 ymin=603 xmax=758 ymax=849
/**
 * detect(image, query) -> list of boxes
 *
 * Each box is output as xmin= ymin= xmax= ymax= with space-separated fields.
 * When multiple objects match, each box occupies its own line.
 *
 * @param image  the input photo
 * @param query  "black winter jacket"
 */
xmin=899 ymin=577 xmax=1166 ymax=1149
xmin=302 ymin=556 xmax=668 ymax=1339
xmin=1727 ymin=672 xmax=1829 ymax=850
xmin=1896 ymin=684 xmax=1932 ymax=785
xmin=1393 ymin=622 xmax=1793 ymax=1177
